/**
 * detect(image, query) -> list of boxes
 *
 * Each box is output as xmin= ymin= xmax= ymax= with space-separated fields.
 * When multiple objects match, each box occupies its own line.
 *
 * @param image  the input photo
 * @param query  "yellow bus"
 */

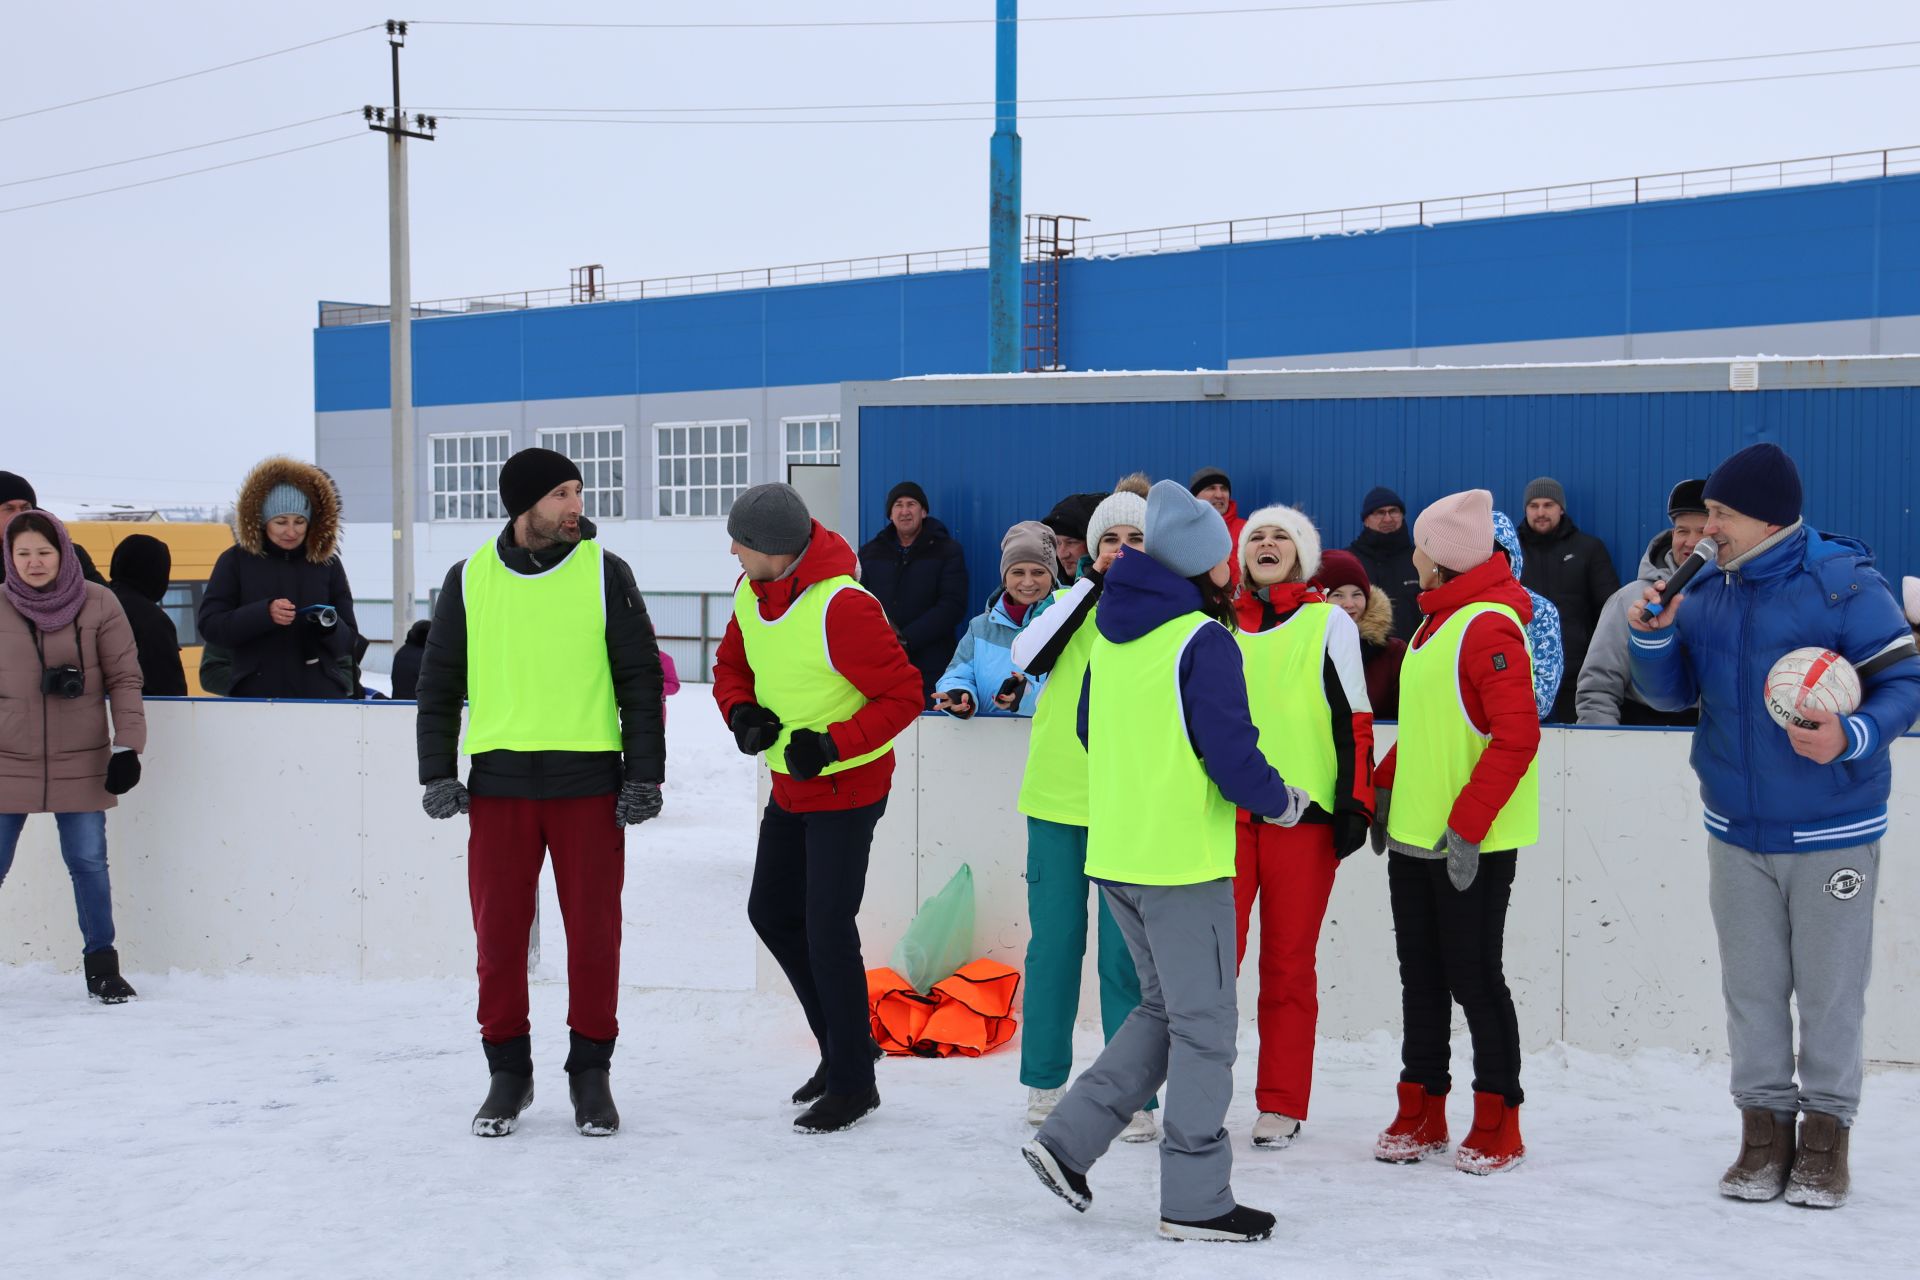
xmin=67 ymin=522 xmax=235 ymax=696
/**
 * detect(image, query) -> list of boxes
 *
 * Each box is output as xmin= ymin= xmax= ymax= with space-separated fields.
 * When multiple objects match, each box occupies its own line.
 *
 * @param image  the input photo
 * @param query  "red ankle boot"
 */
xmin=1374 ymin=1082 xmax=1449 ymax=1163
xmin=1455 ymin=1091 xmax=1525 ymax=1174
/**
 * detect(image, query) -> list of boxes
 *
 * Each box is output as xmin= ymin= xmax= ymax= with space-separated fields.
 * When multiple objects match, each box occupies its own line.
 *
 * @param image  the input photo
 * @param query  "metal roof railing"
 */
xmin=319 ymin=144 xmax=1920 ymax=328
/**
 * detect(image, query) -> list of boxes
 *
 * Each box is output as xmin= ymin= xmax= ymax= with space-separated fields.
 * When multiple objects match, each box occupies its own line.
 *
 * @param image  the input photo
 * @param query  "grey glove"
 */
xmin=1370 ymin=788 xmax=1391 ymax=855
xmin=1262 ymin=784 xmax=1313 ymax=828
xmin=615 ymin=779 xmax=663 ymax=826
xmin=422 ymin=776 xmax=469 ymax=820
xmin=1436 ymin=827 xmax=1481 ymax=891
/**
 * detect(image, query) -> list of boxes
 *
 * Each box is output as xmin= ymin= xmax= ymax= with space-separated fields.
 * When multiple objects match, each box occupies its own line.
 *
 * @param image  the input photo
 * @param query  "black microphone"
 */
xmin=1645 ymin=538 xmax=1719 ymax=617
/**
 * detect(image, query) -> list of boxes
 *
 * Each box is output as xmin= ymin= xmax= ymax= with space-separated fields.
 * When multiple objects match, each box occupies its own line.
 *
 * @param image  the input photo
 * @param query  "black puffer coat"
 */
xmin=198 ymin=456 xmax=360 ymax=700
xmin=1347 ymin=526 xmax=1422 ymax=642
xmin=415 ymin=518 xmax=665 ymax=798
xmin=1518 ymin=514 xmax=1622 ymax=723
xmin=108 ymin=533 xmax=188 ymax=696
xmin=857 ymin=516 xmax=969 ymax=699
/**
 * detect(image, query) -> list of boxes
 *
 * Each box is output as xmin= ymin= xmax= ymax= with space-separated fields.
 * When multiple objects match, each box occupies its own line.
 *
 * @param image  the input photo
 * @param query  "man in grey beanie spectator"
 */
xmin=713 ymin=483 xmax=923 ymax=1134
xmin=1517 ymin=476 xmax=1620 ymax=722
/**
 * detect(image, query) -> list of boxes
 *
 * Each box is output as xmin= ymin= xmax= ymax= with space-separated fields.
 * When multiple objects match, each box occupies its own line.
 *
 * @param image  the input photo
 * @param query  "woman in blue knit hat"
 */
xmin=198 ymin=456 xmax=360 ymax=699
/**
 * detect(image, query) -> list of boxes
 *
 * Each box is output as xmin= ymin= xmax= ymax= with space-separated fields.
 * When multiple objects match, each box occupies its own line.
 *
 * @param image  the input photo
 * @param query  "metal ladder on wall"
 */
xmin=1023 ymin=214 xmax=1086 ymax=372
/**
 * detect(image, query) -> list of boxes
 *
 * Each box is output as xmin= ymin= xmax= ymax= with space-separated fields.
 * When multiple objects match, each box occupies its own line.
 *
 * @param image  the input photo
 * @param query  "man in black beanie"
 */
xmin=1348 ymin=486 xmax=1421 ymax=641
xmin=1041 ymin=491 xmax=1106 ymax=581
xmin=1517 ymin=475 xmax=1621 ymax=722
xmin=857 ymin=479 xmax=968 ymax=702
xmin=1576 ymin=479 xmax=1708 ymax=726
xmin=415 ymin=446 xmax=666 ymax=1139
xmin=1 ymin=470 xmax=105 ymax=585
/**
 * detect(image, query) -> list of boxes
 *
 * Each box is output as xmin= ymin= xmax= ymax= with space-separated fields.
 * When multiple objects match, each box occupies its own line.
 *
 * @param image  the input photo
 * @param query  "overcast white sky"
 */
xmin=2 ymin=0 xmax=1914 ymax=511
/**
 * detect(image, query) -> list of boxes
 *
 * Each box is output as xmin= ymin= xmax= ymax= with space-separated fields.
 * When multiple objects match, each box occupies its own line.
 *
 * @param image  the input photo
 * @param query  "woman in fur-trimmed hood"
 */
xmin=197 ymin=456 xmax=360 ymax=699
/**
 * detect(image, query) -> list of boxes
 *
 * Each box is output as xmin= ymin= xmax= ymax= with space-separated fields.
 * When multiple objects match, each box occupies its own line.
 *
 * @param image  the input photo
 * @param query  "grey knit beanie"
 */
xmin=1523 ymin=476 xmax=1566 ymax=509
xmin=1144 ymin=479 xmax=1231 ymax=579
xmin=727 ymin=483 xmax=813 ymax=555
xmin=1000 ymin=520 xmax=1056 ymax=579
xmin=261 ymin=483 xmax=311 ymax=524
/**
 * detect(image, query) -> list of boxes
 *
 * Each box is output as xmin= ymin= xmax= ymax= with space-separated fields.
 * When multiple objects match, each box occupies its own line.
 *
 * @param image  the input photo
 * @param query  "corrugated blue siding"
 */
xmin=855 ymin=389 xmax=1919 ymax=615
xmin=315 ymin=173 xmax=1920 ymax=411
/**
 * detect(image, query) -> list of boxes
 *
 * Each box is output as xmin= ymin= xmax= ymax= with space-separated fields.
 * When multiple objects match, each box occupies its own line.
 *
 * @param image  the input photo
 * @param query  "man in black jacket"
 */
xmin=390 ymin=619 xmax=429 ymax=700
xmin=1517 ymin=476 xmax=1621 ymax=723
xmin=108 ymin=534 xmax=188 ymax=696
xmin=857 ymin=480 xmax=968 ymax=702
xmin=1347 ymin=486 xmax=1422 ymax=642
xmin=416 ymin=447 xmax=666 ymax=1140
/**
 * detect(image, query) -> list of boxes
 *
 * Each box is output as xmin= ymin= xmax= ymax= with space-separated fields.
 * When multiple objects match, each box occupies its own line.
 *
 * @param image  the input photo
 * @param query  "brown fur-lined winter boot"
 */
xmin=1719 ymin=1108 xmax=1796 ymax=1201
xmin=1784 ymin=1112 xmax=1851 ymax=1209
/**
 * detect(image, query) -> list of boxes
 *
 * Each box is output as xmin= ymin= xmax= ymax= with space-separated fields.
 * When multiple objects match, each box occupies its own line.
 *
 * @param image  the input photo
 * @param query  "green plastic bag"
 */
xmin=890 ymin=863 xmax=975 ymax=995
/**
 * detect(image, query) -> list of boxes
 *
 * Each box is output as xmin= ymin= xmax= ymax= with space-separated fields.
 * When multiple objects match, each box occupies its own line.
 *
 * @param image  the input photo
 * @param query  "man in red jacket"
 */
xmin=713 ymin=483 xmax=923 ymax=1134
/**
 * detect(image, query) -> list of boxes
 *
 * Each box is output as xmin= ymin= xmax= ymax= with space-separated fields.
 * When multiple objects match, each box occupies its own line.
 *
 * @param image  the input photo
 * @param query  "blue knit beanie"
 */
xmin=262 ymin=483 xmax=311 ymax=524
xmin=1144 ymin=479 xmax=1231 ymax=579
xmin=1360 ymin=485 xmax=1405 ymax=519
xmin=1703 ymin=443 xmax=1801 ymax=527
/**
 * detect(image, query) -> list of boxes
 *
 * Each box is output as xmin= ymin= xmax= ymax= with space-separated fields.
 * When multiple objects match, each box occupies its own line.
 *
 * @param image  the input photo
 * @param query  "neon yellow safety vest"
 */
xmin=1084 ymin=612 xmax=1237 ymax=885
xmin=460 ymin=538 xmax=622 ymax=756
xmin=1016 ymin=589 xmax=1095 ymax=826
xmin=1237 ymin=602 xmax=1337 ymax=810
xmin=732 ymin=574 xmax=893 ymax=777
xmin=1387 ymin=601 xmax=1539 ymax=851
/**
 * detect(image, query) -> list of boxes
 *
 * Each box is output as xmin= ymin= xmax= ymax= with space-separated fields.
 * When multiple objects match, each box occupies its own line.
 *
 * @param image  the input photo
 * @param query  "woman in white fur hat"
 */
xmin=1230 ymin=503 xmax=1377 ymax=1149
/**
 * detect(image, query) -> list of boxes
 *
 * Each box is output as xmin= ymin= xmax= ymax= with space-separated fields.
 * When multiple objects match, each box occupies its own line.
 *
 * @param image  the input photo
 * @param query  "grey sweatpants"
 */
xmin=1707 ymin=836 xmax=1879 ymax=1124
xmin=1035 ymin=878 xmax=1238 ymax=1222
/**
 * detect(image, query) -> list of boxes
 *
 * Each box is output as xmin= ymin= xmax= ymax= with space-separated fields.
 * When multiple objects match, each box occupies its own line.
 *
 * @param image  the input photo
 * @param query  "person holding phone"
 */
xmin=932 ymin=521 xmax=1059 ymax=719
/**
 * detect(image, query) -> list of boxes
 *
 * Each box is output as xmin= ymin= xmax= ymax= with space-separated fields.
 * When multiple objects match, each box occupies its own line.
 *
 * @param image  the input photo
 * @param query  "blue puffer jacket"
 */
xmin=1629 ymin=524 xmax=1920 ymax=853
xmin=934 ymin=590 xmax=1053 ymax=717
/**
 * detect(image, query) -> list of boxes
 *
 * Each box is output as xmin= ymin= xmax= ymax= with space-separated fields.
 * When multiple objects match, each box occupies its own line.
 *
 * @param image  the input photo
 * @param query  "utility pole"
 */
xmin=364 ymin=19 xmax=435 ymax=653
xmin=988 ymin=0 xmax=1021 ymax=373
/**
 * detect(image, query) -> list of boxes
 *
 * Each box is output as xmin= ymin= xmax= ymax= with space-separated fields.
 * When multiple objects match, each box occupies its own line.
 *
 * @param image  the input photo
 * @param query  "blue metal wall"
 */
xmin=316 ymin=175 xmax=1920 ymax=412
xmin=854 ymin=389 xmax=1920 ymax=615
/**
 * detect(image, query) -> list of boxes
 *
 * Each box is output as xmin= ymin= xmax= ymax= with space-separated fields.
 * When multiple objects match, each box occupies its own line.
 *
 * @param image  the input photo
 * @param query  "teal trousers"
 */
xmin=1020 ymin=817 xmax=1150 ymax=1102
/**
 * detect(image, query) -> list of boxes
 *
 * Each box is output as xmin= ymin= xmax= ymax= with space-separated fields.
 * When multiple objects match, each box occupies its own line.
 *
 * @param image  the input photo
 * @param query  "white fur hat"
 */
xmin=1904 ymin=575 xmax=1920 ymax=627
xmin=1238 ymin=503 xmax=1322 ymax=586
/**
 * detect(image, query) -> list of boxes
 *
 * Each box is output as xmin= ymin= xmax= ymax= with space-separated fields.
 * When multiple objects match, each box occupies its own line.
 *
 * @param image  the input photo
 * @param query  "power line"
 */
xmin=0 ymin=24 xmax=380 ymax=126
xmin=438 ymin=59 xmax=1920 ymax=128
xmin=411 ymin=1 xmax=1447 ymax=30
xmin=0 ymin=112 xmax=359 ymax=190
xmin=423 ymin=36 xmax=1920 ymax=116
xmin=0 ymin=133 xmax=362 ymax=216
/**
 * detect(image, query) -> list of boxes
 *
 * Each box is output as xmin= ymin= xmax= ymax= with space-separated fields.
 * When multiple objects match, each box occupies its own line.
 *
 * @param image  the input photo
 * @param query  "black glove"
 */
xmin=728 ymin=703 xmax=782 ymax=756
xmin=784 ymin=728 xmax=838 ymax=781
xmin=104 ymin=750 xmax=141 ymax=796
xmin=614 ymin=780 xmax=663 ymax=826
xmin=939 ymin=689 xmax=975 ymax=719
xmin=1331 ymin=809 xmax=1370 ymax=860
xmin=1369 ymin=788 xmax=1391 ymax=855
xmin=422 ymin=776 xmax=470 ymax=820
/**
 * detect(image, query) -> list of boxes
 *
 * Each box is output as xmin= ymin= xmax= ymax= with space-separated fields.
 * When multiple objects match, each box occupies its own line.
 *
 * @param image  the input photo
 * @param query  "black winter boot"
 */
xmin=83 ymin=949 xmax=136 ymax=1004
xmin=1159 ymin=1204 xmax=1278 ymax=1243
xmin=565 ymin=1030 xmax=619 ymax=1137
xmin=794 ymin=1086 xmax=880 ymax=1134
xmin=792 ymin=1037 xmax=885 ymax=1106
xmin=472 ymin=1035 xmax=534 ymax=1138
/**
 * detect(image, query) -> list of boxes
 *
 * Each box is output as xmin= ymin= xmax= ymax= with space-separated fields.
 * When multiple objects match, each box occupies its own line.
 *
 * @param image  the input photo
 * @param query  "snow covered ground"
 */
xmin=5 ymin=692 xmax=1917 ymax=1278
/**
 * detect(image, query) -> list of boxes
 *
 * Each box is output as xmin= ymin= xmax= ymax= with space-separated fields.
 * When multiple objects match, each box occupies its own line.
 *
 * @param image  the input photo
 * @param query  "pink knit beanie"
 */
xmin=1413 ymin=489 xmax=1495 ymax=575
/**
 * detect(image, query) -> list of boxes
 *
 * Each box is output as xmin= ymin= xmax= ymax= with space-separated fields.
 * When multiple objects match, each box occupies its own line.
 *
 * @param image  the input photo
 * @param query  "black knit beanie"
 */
xmin=0 ymin=471 xmax=35 ymax=508
xmin=886 ymin=480 xmax=929 ymax=512
xmin=498 ymin=448 xmax=583 ymax=520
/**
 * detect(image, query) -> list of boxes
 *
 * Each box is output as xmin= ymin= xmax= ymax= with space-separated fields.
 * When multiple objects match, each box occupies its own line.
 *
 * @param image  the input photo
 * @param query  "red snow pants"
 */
xmin=1232 ymin=816 xmax=1339 ymax=1119
xmin=469 ymin=793 xmax=625 ymax=1044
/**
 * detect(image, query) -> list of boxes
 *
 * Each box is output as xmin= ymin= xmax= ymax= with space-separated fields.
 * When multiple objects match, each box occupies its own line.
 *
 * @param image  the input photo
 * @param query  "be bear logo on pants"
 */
xmin=1823 ymin=868 xmax=1866 ymax=901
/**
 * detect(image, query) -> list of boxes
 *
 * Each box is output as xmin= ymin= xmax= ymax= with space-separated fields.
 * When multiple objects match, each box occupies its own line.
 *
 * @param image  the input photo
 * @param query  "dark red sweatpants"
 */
xmin=469 ymin=793 xmax=625 ymax=1044
xmin=1232 ymin=817 xmax=1339 ymax=1119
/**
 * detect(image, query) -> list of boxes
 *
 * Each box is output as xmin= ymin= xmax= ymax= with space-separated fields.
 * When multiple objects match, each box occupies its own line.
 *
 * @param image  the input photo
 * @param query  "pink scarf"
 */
xmin=3 ymin=509 xmax=88 ymax=633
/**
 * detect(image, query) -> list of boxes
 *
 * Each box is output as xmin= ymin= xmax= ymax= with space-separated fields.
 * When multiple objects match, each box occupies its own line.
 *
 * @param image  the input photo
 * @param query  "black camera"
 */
xmin=41 ymin=664 xmax=84 ymax=699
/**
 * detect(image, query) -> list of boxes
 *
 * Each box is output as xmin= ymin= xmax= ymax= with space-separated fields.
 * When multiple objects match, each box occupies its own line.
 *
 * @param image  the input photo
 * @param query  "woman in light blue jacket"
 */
xmin=933 ymin=521 xmax=1058 ymax=718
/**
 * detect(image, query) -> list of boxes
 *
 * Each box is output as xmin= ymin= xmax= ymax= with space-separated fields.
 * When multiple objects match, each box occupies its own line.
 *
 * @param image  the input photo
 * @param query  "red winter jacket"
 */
xmin=1234 ymin=581 xmax=1377 ymax=827
xmin=1373 ymin=553 xmax=1540 ymax=845
xmin=713 ymin=521 xmax=924 ymax=813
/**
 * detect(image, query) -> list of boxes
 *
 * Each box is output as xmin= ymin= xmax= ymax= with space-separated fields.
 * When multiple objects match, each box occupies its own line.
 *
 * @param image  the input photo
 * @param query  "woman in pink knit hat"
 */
xmin=1368 ymin=488 xmax=1541 ymax=1176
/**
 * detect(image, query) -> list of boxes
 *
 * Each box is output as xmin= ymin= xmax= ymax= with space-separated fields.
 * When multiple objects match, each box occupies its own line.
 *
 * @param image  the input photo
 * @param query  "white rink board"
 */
xmin=2 ymin=702 xmax=1912 ymax=1060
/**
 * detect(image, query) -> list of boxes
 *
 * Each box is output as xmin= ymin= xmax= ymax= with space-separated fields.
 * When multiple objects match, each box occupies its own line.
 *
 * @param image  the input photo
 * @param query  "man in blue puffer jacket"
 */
xmin=1628 ymin=443 xmax=1920 ymax=1211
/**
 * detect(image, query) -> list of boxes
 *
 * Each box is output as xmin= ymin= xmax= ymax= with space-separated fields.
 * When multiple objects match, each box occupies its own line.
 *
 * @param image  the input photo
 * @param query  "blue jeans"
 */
xmin=0 ymin=812 xmax=117 ymax=954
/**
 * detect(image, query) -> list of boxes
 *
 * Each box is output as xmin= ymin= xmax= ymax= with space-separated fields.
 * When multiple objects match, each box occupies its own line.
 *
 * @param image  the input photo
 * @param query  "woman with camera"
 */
xmin=199 ymin=456 xmax=360 ymax=700
xmin=0 ymin=509 xmax=148 ymax=1002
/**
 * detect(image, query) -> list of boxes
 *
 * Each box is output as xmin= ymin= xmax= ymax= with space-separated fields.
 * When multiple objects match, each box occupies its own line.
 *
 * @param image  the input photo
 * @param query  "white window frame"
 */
xmin=428 ymin=431 xmax=512 ymax=521
xmin=538 ymin=425 xmax=627 ymax=520
xmin=782 ymin=415 xmax=841 ymax=467
xmin=654 ymin=420 xmax=750 ymax=519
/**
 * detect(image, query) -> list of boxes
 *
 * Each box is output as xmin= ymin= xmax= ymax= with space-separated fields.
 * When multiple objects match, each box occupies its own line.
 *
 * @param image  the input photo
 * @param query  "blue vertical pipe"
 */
xmin=988 ymin=0 xmax=1021 ymax=373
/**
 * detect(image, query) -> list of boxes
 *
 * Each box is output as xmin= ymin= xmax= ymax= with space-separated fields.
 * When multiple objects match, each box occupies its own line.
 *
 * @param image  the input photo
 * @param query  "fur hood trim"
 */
xmin=1237 ymin=503 xmax=1322 ymax=587
xmin=235 ymin=456 xmax=341 ymax=564
xmin=1357 ymin=585 xmax=1396 ymax=646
